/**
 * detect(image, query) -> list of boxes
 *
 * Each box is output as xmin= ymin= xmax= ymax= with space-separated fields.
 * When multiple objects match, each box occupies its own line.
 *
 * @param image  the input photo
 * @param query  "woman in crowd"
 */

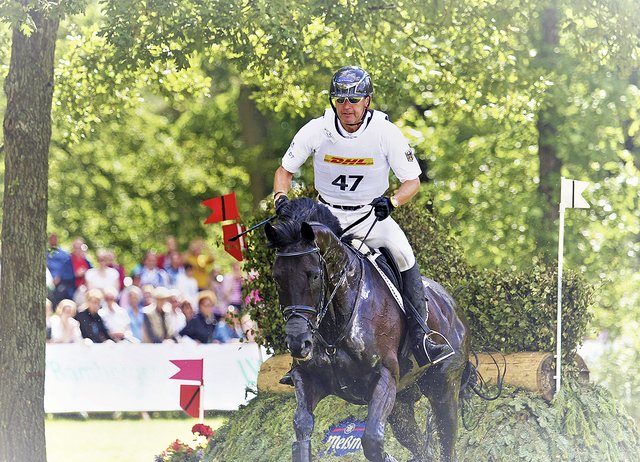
xmin=179 ymin=290 xmax=217 ymax=343
xmin=50 ymin=299 xmax=83 ymax=343
xmin=76 ymin=289 xmax=113 ymax=343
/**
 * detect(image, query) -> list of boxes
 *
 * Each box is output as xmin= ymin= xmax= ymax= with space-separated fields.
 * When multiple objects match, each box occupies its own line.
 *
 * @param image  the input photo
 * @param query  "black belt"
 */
xmin=318 ymin=196 xmax=367 ymax=211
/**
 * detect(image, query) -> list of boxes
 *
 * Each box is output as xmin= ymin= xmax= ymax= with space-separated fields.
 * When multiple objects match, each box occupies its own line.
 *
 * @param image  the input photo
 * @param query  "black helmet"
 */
xmin=329 ymin=66 xmax=373 ymax=98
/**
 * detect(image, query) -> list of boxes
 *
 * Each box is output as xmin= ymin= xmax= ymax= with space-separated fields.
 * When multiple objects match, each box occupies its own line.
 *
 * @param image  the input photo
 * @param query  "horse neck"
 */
xmin=319 ymin=238 xmax=361 ymax=325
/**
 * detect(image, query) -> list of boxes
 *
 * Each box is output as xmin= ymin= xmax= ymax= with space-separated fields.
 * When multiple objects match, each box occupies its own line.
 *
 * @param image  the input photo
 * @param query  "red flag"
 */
xmin=202 ymin=192 xmax=239 ymax=224
xmin=169 ymin=359 xmax=203 ymax=383
xmin=179 ymin=384 xmax=201 ymax=418
xmin=222 ymin=222 xmax=246 ymax=262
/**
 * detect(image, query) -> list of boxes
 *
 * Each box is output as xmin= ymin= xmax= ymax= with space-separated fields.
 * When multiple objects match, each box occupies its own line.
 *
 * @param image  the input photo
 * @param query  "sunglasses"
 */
xmin=333 ymin=96 xmax=365 ymax=104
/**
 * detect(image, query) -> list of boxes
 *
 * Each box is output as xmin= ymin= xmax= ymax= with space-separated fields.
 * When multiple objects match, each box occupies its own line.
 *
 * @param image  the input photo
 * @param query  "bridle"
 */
xmin=276 ymin=243 xmax=364 ymax=353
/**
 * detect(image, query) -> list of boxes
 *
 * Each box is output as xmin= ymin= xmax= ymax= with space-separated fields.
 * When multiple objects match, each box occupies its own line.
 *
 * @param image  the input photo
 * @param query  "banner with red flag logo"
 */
xmin=169 ymin=359 xmax=203 ymax=384
xmin=222 ymin=222 xmax=246 ymax=262
xmin=179 ymin=384 xmax=201 ymax=418
xmin=202 ymin=192 xmax=240 ymax=224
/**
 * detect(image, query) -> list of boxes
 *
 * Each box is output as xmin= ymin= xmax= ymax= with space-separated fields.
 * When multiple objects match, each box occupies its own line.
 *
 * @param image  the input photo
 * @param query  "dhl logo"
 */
xmin=323 ymin=155 xmax=374 ymax=166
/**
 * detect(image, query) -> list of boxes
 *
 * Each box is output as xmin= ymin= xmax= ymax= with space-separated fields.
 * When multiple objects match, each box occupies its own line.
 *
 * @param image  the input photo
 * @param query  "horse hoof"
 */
xmin=383 ymin=453 xmax=399 ymax=462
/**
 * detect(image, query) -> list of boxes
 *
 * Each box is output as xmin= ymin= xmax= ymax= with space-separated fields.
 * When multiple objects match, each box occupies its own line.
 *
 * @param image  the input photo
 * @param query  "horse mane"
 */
xmin=268 ymin=198 xmax=344 ymax=248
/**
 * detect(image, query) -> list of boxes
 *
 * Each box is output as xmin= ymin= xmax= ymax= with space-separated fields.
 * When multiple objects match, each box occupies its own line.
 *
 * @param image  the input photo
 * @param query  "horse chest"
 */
xmin=307 ymin=350 xmax=380 ymax=403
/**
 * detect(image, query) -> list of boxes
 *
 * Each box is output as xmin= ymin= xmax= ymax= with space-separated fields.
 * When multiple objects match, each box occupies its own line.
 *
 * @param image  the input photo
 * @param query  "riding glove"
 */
xmin=275 ymin=195 xmax=290 ymax=216
xmin=370 ymin=196 xmax=396 ymax=221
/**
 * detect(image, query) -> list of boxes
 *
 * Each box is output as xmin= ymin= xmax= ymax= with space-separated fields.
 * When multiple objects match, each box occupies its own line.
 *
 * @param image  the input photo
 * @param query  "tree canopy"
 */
xmin=1 ymin=3 xmax=639 ymax=458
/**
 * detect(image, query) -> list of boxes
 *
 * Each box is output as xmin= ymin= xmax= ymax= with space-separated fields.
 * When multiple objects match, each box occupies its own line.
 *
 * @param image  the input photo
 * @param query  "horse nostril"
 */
xmin=303 ymin=340 xmax=312 ymax=352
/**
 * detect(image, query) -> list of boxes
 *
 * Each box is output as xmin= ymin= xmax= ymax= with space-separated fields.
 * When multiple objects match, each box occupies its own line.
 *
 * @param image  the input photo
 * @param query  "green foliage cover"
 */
xmin=244 ymin=195 xmax=593 ymax=358
xmin=206 ymin=381 xmax=640 ymax=462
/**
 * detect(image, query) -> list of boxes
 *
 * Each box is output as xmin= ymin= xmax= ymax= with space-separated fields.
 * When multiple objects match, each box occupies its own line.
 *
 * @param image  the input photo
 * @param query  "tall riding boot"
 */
xmin=279 ymin=358 xmax=303 ymax=386
xmin=401 ymin=263 xmax=454 ymax=366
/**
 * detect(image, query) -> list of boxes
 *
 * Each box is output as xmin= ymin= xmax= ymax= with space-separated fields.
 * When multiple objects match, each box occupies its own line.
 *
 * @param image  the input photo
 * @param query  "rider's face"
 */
xmin=335 ymin=96 xmax=370 ymax=132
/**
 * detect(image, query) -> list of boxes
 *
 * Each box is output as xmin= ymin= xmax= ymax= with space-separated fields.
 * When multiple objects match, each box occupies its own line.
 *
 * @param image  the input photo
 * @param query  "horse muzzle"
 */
xmin=284 ymin=315 xmax=315 ymax=360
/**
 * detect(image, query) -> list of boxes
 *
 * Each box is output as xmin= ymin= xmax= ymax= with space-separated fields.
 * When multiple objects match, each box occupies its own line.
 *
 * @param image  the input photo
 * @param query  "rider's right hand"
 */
xmin=275 ymin=195 xmax=290 ymax=216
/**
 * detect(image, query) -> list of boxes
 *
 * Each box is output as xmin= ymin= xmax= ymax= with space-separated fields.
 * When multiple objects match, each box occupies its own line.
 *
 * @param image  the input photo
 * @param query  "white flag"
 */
xmin=560 ymin=177 xmax=590 ymax=209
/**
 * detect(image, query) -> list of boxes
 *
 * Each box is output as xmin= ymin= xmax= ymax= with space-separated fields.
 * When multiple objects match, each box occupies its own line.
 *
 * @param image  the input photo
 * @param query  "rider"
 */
xmin=273 ymin=65 xmax=454 ymax=376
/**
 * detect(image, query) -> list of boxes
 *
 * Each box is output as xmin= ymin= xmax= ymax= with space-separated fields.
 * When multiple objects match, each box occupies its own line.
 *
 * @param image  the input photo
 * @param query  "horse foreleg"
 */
xmin=361 ymin=367 xmax=398 ymax=462
xmin=292 ymin=370 xmax=323 ymax=462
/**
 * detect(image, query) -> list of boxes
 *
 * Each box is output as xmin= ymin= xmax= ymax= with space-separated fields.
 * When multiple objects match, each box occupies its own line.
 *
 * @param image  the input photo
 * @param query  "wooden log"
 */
xmin=256 ymin=354 xmax=297 ymax=394
xmin=257 ymin=352 xmax=590 ymax=400
xmin=474 ymin=351 xmax=589 ymax=401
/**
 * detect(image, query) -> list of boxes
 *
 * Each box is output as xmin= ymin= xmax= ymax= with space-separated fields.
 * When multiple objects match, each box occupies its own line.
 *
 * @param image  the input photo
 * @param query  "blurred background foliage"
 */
xmin=0 ymin=0 xmax=639 ymax=418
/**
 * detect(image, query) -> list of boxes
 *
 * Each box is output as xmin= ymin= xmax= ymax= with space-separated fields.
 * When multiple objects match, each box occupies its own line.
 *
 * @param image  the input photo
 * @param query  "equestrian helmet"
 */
xmin=329 ymin=66 xmax=373 ymax=98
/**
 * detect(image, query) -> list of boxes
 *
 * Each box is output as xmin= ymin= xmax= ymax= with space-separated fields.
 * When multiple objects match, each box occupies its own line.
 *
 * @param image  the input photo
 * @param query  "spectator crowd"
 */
xmin=45 ymin=234 xmax=255 ymax=346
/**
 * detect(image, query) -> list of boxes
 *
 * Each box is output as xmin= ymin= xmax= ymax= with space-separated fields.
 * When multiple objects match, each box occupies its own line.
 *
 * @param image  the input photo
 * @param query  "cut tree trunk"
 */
xmin=257 ymin=352 xmax=590 ymax=401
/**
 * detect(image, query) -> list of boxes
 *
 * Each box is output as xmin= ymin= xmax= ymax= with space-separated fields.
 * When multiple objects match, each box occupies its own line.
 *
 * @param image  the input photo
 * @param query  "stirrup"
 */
xmin=423 ymin=331 xmax=455 ymax=365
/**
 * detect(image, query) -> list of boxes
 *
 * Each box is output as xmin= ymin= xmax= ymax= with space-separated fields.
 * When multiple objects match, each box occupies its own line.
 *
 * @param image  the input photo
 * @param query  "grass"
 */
xmin=46 ymin=414 xmax=227 ymax=462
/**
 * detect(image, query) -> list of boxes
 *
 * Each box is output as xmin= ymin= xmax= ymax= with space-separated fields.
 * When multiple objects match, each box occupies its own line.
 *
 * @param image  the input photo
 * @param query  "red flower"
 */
xmin=191 ymin=423 xmax=214 ymax=438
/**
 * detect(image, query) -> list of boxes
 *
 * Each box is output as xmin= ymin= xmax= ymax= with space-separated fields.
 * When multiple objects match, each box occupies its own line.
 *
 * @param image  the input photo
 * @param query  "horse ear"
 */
xmin=264 ymin=222 xmax=277 ymax=243
xmin=300 ymin=222 xmax=315 ymax=242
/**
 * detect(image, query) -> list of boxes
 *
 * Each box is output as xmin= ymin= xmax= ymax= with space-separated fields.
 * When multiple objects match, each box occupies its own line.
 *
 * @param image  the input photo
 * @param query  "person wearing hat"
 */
xmin=178 ymin=290 xmax=218 ymax=343
xmin=272 ymin=66 xmax=454 ymax=384
xmin=141 ymin=286 xmax=173 ymax=343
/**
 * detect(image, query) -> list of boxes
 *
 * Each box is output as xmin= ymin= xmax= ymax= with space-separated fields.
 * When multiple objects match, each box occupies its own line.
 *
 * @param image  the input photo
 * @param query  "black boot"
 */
xmin=279 ymin=369 xmax=294 ymax=386
xmin=401 ymin=263 xmax=454 ymax=366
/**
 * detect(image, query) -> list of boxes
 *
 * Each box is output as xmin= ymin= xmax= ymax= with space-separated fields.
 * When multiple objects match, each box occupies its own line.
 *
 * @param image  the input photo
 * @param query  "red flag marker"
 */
xmin=169 ymin=359 xmax=203 ymax=384
xmin=179 ymin=384 xmax=201 ymax=418
xmin=202 ymin=192 xmax=240 ymax=224
xmin=222 ymin=222 xmax=246 ymax=261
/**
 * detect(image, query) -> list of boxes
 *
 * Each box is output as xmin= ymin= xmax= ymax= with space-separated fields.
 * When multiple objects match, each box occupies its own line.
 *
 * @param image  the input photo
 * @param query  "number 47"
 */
xmin=331 ymin=175 xmax=364 ymax=191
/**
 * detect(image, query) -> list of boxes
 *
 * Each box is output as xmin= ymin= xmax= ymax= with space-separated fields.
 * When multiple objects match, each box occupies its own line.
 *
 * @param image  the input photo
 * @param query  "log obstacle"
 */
xmin=257 ymin=352 xmax=589 ymax=401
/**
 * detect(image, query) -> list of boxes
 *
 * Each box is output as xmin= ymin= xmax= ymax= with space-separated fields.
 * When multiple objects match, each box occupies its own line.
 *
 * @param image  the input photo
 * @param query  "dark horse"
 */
xmin=264 ymin=198 xmax=471 ymax=462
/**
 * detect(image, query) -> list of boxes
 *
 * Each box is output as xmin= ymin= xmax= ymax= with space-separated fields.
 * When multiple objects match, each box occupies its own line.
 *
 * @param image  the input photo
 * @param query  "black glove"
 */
xmin=275 ymin=195 xmax=290 ymax=216
xmin=370 ymin=196 xmax=395 ymax=221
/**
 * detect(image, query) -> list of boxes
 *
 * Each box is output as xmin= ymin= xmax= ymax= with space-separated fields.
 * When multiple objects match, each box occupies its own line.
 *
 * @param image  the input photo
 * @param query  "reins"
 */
xmin=277 ymin=240 xmax=365 ymax=353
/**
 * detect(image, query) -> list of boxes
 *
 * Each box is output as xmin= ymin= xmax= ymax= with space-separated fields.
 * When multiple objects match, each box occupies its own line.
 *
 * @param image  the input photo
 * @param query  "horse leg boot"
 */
xmin=292 ymin=440 xmax=312 ymax=462
xmin=401 ymin=263 xmax=454 ymax=366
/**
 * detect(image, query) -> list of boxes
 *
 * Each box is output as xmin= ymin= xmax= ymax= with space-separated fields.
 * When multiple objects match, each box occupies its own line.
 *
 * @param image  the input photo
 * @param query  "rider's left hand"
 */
xmin=370 ymin=196 xmax=395 ymax=221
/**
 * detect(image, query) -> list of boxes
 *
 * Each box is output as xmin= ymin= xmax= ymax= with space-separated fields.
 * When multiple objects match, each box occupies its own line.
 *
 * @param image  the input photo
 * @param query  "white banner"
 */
xmin=45 ymin=342 xmax=268 ymax=413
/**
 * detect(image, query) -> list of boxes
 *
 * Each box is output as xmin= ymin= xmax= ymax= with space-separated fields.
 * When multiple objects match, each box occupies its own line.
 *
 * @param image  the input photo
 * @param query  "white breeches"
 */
xmin=330 ymin=206 xmax=416 ymax=272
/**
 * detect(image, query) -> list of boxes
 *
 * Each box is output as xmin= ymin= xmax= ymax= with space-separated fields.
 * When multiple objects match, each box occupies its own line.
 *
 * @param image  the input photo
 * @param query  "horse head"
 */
xmin=265 ymin=199 xmax=343 ymax=360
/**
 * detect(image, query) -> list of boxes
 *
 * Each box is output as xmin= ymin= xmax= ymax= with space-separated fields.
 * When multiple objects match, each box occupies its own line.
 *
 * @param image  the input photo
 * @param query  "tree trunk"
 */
xmin=238 ymin=85 xmax=271 ymax=205
xmin=535 ymin=4 xmax=562 ymax=253
xmin=0 ymin=7 xmax=59 ymax=462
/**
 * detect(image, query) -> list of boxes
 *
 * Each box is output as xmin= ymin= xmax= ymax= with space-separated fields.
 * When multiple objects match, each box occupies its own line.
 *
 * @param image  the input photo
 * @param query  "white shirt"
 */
xmin=175 ymin=273 xmax=199 ymax=310
xmin=85 ymin=266 xmax=120 ymax=292
xmin=50 ymin=315 xmax=83 ymax=343
xmin=282 ymin=109 xmax=421 ymax=206
xmin=99 ymin=302 xmax=131 ymax=337
xmin=166 ymin=308 xmax=186 ymax=338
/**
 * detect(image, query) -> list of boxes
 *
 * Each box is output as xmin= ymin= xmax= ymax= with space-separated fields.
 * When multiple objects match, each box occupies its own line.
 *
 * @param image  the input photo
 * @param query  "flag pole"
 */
xmin=556 ymin=201 xmax=565 ymax=394
xmin=199 ymin=382 xmax=204 ymax=423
